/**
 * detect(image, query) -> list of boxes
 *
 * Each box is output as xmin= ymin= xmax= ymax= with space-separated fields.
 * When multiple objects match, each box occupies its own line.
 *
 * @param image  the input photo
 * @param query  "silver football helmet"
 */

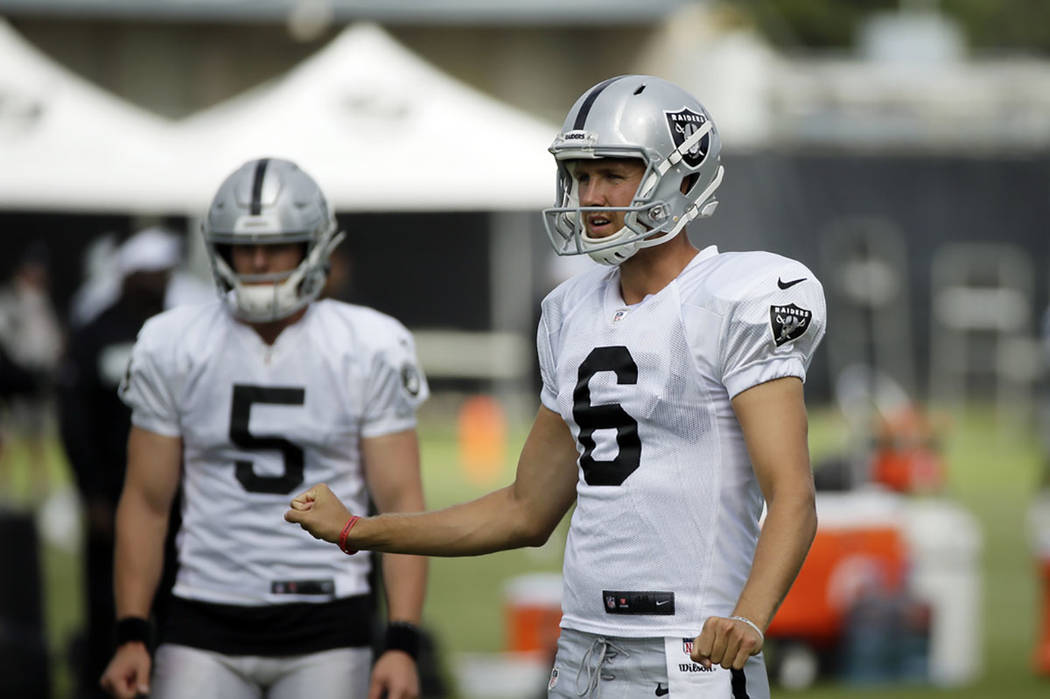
xmin=542 ymin=75 xmax=724 ymax=266
xmin=202 ymin=158 xmax=344 ymax=322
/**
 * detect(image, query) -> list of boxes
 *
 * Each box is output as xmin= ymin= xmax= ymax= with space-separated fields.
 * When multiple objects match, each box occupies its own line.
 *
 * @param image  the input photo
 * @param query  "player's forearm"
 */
xmin=112 ymin=491 xmax=169 ymax=618
xmin=381 ymin=553 xmax=427 ymax=624
xmin=351 ymin=486 xmax=541 ymax=556
xmin=372 ymin=469 xmax=428 ymax=623
xmin=731 ymin=488 xmax=817 ymax=630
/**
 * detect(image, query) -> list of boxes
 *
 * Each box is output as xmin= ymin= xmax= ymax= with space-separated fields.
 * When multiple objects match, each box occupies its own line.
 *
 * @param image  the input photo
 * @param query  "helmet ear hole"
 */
xmin=215 ymin=244 xmax=234 ymax=267
xmin=680 ymin=173 xmax=700 ymax=196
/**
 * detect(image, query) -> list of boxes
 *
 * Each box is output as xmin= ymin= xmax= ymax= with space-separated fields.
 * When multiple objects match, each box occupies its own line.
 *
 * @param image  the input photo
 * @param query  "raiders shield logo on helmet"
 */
xmin=770 ymin=303 xmax=812 ymax=347
xmin=664 ymin=108 xmax=710 ymax=168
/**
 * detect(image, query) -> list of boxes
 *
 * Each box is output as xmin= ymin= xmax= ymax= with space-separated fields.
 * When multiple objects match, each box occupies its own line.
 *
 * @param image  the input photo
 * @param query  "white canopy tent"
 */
xmin=0 ymin=19 xmax=182 ymax=213
xmin=0 ymin=21 xmax=558 ymax=214
xmin=175 ymin=23 xmax=558 ymax=212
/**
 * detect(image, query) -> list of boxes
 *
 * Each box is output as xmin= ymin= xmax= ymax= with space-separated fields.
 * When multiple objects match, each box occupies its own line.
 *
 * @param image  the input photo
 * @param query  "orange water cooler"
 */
xmin=504 ymin=572 xmax=563 ymax=657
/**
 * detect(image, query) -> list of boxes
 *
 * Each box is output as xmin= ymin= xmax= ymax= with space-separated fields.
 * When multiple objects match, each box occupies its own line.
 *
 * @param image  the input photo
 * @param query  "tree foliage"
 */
xmin=742 ymin=0 xmax=1050 ymax=54
xmin=942 ymin=0 xmax=1050 ymax=53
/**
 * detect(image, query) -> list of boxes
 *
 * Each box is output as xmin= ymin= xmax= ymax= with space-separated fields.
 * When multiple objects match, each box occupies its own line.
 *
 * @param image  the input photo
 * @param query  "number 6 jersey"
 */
xmin=120 ymin=298 xmax=428 ymax=607
xmin=537 ymin=245 xmax=826 ymax=638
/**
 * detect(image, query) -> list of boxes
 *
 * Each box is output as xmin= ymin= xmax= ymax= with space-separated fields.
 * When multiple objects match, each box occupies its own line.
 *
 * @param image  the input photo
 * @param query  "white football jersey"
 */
xmin=120 ymin=299 xmax=428 ymax=606
xmin=538 ymin=245 xmax=826 ymax=638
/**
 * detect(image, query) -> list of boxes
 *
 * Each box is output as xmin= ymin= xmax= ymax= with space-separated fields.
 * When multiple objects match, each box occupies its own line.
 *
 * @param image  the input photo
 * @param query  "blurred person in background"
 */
xmin=287 ymin=75 xmax=825 ymax=698
xmin=70 ymin=230 xmax=213 ymax=331
xmin=100 ymin=158 xmax=429 ymax=699
xmin=0 ymin=342 xmax=44 ymax=463
xmin=58 ymin=227 xmax=186 ymax=699
xmin=0 ymin=244 xmax=64 ymax=495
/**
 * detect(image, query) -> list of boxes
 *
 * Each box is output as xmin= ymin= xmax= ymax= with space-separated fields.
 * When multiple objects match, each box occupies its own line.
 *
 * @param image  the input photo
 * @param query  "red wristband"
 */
xmin=339 ymin=515 xmax=361 ymax=555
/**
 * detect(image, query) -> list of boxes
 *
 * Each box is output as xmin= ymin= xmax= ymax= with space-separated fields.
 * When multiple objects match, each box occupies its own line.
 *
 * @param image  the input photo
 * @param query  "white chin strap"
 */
xmin=231 ymin=274 xmax=306 ymax=322
xmin=584 ymin=226 xmax=640 ymax=266
xmin=210 ymin=250 xmax=310 ymax=323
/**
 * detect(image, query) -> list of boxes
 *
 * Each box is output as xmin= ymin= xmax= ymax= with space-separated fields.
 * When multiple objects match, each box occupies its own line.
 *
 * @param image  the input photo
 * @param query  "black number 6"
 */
xmin=572 ymin=346 xmax=642 ymax=486
xmin=229 ymin=385 xmax=306 ymax=494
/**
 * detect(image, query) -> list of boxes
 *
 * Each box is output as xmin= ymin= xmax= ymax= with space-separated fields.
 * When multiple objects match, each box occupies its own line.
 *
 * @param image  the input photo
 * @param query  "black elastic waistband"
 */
xmin=162 ymin=593 xmax=373 ymax=656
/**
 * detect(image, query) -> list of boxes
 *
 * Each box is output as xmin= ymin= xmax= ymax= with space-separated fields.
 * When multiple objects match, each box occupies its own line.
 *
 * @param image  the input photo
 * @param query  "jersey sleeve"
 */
xmin=118 ymin=318 xmax=181 ymax=437
xmin=720 ymin=264 xmax=827 ymax=400
xmin=537 ymin=298 xmax=560 ymax=413
xmin=361 ymin=321 xmax=429 ymax=438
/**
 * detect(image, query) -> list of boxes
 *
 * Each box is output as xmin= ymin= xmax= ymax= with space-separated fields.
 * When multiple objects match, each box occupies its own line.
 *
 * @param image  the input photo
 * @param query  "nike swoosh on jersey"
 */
xmin=777 ymin=277 xmax=806 ymax=289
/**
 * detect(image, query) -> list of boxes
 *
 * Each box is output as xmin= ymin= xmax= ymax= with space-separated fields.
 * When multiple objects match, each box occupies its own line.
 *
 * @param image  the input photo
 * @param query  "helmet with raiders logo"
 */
xmin=202 ymin=157 xmax=344 ymax=322
xmin=542 ymin=75 xmax=724 ymax=266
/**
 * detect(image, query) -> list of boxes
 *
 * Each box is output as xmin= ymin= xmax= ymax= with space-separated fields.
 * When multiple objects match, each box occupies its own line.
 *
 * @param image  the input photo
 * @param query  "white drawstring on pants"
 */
xmin=574 ymin=636 xmax=631 ymax=698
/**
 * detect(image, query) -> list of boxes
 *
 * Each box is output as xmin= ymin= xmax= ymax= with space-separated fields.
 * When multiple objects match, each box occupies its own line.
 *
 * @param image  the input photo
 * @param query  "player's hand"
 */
xmin=99 ymin=642 xmax=151 ymax=699
xmin=690 ymin=616 xmax=763 ymax=671
xmin=368 ymin=650 xmax=420 ymax=699
xmin=284 ymin=483 xmax=353 ymax=544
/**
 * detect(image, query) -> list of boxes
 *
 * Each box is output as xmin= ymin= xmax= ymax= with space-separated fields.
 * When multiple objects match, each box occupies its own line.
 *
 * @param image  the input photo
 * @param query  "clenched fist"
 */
xmin=690 ymin=615 xmax=764 ymax=670
xmin=100 ymin=642 xmax=151 ymax=699
xmin=284 ymin=483 xmax=354 ymax=545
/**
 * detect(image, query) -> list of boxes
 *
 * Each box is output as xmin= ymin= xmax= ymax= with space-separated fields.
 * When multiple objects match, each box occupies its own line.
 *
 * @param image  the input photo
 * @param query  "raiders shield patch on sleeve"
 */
xmin=401 ymin=362 xmax=421 ymax=396
xmin=770 ymin=303 xmax=812 ymax=347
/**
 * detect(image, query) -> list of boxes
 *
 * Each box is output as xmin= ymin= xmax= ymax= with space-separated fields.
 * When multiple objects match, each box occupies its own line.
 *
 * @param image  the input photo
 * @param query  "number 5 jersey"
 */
xmin=120 ymin=298 xmax=429 ymax=608
xmin=537 ymin=245 xmax=826 ymax=638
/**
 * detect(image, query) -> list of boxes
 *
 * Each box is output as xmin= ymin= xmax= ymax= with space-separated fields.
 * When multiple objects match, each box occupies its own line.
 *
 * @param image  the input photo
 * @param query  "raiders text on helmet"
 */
xmin=202 ymin=158 xmax=344 ymax=322
xmin=542 ymin=75 xmax=724 ymax=266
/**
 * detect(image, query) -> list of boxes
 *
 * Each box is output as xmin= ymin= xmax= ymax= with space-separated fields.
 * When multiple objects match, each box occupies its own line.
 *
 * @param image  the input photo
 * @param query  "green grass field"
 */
xmin=3 ymin=403 xmax=1049 ymax=697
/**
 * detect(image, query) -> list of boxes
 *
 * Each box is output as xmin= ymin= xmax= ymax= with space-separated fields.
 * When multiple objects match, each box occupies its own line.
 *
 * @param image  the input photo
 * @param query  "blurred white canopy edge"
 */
xmin=0 ymin=20 xmax=559 ymax=214
xmin=0 ymin=18 xmax=182 ymax=213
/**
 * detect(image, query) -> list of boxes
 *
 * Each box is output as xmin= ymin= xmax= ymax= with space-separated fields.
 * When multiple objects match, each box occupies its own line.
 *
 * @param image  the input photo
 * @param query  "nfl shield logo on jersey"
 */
xmin=769 ymin=303 xmax=812 ymax=347
xmin=548 ymin=666 xmax=559 ymax=690
xmin=682 ymin=638 xmax=694 ymax=656
xmin=664 ymin=108 xmax=710 ymax=168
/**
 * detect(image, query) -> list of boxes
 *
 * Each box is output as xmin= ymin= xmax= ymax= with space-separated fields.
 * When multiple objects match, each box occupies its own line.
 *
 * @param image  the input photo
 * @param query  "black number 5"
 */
xmin=230 ymin=385 xmax=306 ymax=494
xmin=572 ymin=346 xmax=641 ymax=486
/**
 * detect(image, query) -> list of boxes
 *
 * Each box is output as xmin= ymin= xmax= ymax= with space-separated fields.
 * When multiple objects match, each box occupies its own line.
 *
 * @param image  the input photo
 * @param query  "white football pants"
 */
xmin=151 ymin=643 xmax=372 ymax=699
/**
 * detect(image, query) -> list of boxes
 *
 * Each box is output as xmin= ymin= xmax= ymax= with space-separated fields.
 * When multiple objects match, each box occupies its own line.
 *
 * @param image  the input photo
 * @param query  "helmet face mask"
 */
xmin=542 ymin=76 xmax=724 ymax=266
xmin=545 ymin=156 xmax=678 ymax=265
xmin=202 ymin=158 xmax=344 ymax=322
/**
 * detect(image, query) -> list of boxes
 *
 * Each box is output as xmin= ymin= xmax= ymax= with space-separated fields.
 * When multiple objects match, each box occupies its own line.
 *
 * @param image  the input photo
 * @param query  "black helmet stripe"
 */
xmin=572 ymin=76 xmax=624 ymax=131
xmin=250 ymin=158 xmax=270 ymax=215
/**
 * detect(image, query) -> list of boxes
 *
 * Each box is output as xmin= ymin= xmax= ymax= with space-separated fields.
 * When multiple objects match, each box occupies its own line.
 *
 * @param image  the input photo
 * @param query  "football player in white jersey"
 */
xmin=286 ymin=76 xmax=825 ymax=698
xmin=100 ymin=158 xmax=429 ymax=699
